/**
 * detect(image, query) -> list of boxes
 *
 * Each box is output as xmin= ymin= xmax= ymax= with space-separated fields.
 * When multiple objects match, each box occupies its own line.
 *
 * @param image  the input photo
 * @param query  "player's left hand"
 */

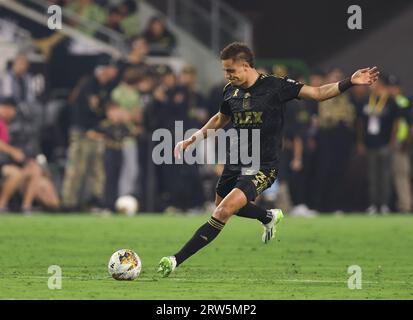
xmin=174 ymin=136 xmax=196 ymax=159
xmin=351 ymin=66 xmax=380 ymax=85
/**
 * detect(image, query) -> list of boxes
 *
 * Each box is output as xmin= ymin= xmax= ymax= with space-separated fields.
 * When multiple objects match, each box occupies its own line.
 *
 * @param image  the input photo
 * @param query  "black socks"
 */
xmin=173 ymin=203 xmax=271 ymax=267
xmin=174 ymin=217 xmax=225 ymax=266
xmin=236 ymin=202 xmax=272 ymax=224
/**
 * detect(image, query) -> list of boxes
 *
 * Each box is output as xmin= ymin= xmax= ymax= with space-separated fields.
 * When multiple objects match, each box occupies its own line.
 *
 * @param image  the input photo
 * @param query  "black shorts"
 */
xmin=216 ymin=165 xmax=278 ymax=202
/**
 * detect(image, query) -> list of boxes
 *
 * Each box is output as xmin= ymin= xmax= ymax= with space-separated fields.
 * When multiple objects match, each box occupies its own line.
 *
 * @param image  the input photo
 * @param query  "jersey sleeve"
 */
xmin=219 ymin=83 xmax=232 ymax=116
xmin=219 ymin=100 xmax=231 ymax=116
xmin=278 ymin=77 xmax=304 ymax=102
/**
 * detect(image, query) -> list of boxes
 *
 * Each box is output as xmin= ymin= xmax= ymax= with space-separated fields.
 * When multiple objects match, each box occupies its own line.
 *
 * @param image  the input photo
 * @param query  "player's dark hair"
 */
xmin=220 ymin=42 xmax=255 ymax=68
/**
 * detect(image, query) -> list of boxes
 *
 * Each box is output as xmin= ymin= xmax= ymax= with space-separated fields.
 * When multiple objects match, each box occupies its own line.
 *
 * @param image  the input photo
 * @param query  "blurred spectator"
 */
xmin=272 ymin=64 xmax=288 ymax=78
xmin=206 ymin=80 xmax=228 ymax=118
xmin=136 ymin=69 xmax=158 ymax=109
xmin=156 ymin=65 xmax=191 ymax=127
xmin=387 ymin=75 xmax=412 ymax=213
xmin=275 ymin=71 xmax=318 ymax=216
xmin=111 ymin=67 xmax=143 ymax=198
xmin=342 ymin=84 xmax=370 ymax=211
xmin=179 ymin=65 xmax=211 ymax=164
xmin=150 ymin=66 xmax=205 ymax=211
xmin=0 ymin=99 xmax=59 ymax=213
xmin=313 ymin=68 xmax=356 ymax=213
xmin=88 ymin=100 xmax=138 ymax=211
xmin=0 ymin=54 xmax=32 ymax=103
xmin=276 ymin=138 xmax=293 ymax=214
xmin=356 ymin=76 xmax=399 ymax=214
xmin=142 ymin=16 xmax=177 ymax=56
xmin=66 ymin=0 xmax=107 ymax=36
xmin=18 ymin=159 xmax=60 ymax=213
xmin=96 ymin=6 xmax=124 ymax=42
xmin=62 ymin=55 xmax=118 ymax=210
xmin=350 ymin=84 xmax=369 ymax=112
xmin=286 ymin=97 xmax=318 ymax=216
xmin=0 ymin=98 xmax=24 ymax=212
xmin=0 ymin=55 xmax=55 ymax=212
xmin=302 ymin=70 xmax=325 ymax=210
xmin=126 ymin=36 xmax=149 ymax=70
xmin=179 ymin=65 xmax=208 ymax=127
xmin=8 ymin=117 xmax=60 ymax=213
xmin=0 ymin=54 xmax=42 ymax=121
xmin=115 ymin=36 xmax=149 ymax=85
xmin=118 ymin=0 xmax=140 ymax=39
xmin=1 ymin=54 xmax=43 ymax=169
xmin=111 ymin=67 xmax=143 ymax=122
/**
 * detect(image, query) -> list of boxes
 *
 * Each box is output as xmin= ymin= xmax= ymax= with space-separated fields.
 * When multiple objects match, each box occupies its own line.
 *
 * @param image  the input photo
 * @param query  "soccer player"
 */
xmin=157 ymin=42 xmax=379 ymax=277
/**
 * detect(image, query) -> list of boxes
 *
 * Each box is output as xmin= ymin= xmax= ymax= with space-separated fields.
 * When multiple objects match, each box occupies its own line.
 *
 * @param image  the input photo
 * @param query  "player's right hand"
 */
xmin=174 ymin=136 xmax=195 ymax=159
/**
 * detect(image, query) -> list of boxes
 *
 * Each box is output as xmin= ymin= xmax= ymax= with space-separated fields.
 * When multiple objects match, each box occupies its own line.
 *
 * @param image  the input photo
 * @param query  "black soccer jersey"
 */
xmin=219 ymin=74 xmax=303 ymax=169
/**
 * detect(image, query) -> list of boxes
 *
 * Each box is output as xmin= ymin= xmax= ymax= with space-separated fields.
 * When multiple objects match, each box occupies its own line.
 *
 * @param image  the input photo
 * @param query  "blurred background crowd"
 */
xmin=0 ymin=0 xmax=412 ymax=215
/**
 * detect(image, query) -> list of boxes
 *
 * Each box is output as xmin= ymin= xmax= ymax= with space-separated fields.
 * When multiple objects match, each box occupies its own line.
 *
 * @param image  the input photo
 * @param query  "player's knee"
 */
xmin=213 ymin=204 xmax=234 ymax=222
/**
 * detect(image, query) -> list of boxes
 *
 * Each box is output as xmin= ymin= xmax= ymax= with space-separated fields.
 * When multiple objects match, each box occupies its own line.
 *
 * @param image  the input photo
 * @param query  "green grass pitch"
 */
xmin=0 ymin=213 xmax=412 ymax=299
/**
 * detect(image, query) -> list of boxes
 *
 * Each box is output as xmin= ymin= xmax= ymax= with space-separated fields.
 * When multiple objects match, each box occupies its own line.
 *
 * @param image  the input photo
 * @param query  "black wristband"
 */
xmin=338 ymin=78 xmax=353 ymax=92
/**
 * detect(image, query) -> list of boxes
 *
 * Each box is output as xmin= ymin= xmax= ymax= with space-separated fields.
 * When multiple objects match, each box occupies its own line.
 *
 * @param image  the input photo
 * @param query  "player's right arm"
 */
xmin=174 ymin=112 xmax=231 ymax=158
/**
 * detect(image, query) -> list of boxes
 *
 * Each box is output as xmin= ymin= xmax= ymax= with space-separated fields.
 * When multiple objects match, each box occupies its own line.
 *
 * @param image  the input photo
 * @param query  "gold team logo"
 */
xmin=243 ymin=92 xmax=251 ymax=109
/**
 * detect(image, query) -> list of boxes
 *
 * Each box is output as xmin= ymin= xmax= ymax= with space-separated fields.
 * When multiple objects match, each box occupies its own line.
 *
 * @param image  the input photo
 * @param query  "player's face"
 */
xmin=222 ymin=59 xmax=249 ymax=87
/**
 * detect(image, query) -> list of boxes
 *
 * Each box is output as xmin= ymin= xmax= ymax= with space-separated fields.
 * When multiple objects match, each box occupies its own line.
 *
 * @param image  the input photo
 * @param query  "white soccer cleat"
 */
xmin=262 ymin=209 xmax=284 ymax=244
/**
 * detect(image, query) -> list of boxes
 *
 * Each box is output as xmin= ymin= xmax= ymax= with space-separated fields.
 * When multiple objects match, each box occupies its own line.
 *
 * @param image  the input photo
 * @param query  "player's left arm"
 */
xmin=298 ymin=67 xmax=379 ymax=101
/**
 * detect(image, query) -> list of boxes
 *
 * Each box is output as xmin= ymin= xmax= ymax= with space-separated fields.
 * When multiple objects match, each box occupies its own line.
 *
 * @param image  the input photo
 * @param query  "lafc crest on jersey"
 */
xmin=243 ymin=92 xmax=251 ymax=109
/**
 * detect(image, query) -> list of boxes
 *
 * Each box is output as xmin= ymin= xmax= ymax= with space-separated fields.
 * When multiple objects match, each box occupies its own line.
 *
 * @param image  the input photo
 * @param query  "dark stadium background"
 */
xmin=0 ymin=0 xmax=411 ymax=213
xmin=225 ymin=0 xmax=409 ymax=62
xmin=0 ymin=0 xmax=413 ymax=302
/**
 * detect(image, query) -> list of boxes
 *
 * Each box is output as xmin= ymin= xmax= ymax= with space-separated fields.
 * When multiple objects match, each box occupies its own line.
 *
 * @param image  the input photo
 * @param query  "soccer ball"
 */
xmin=115 ymin=195 xmax=139 ymax=216
xmin=108 ymin=249 xmax=142 ymax=280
